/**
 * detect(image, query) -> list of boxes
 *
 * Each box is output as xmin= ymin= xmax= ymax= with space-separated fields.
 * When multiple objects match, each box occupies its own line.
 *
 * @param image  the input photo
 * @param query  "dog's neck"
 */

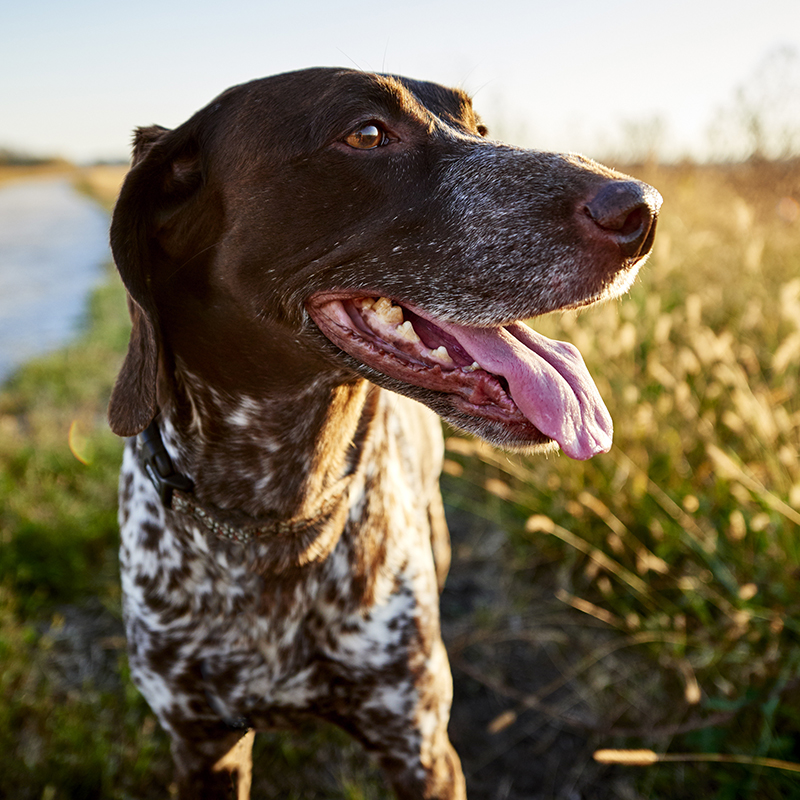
xmin=157 ymin=366 xmax=378 ymax=521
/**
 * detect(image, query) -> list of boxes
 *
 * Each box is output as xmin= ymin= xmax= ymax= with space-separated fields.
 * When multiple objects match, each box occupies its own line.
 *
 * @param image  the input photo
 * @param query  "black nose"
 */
xmin=585 ymin=180 xmax=662 ymax=259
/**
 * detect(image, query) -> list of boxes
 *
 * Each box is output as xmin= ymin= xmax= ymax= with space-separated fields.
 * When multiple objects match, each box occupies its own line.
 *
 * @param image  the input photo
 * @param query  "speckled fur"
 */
xmin=109 ymin=67 xmax=658 ymax=799
xmin=119 ymin=384 xmax=458 ymax=799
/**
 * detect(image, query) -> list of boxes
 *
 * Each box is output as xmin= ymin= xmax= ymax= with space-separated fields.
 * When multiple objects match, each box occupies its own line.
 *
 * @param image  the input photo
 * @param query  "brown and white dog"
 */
xmin=108 ymin=67 xmax=660 ymax=799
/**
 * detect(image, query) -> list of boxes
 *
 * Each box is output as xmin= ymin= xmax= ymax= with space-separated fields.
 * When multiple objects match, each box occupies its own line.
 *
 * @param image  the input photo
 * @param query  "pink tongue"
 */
xmin=441 ymin=320 xmax=612 ymax=459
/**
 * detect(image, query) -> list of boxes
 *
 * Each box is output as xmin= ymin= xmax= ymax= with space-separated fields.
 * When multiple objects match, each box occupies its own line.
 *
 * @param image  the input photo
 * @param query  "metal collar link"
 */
xmin=136 ymin=421 xmax=349 ymax=546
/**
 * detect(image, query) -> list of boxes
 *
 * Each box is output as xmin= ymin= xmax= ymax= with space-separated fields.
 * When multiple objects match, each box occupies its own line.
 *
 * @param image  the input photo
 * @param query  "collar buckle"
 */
xmin=137 ymin=422 xmax=194 ymax=509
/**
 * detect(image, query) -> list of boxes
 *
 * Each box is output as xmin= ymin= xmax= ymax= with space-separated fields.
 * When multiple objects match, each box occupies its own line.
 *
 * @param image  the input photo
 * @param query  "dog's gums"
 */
xmin=308 ymin=294 xmax=613 ymax=460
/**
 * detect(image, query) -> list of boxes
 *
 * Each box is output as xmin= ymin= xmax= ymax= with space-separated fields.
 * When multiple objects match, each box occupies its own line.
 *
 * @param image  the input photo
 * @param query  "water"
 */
xmin=0 ymin=178 xmax=111 ymax=383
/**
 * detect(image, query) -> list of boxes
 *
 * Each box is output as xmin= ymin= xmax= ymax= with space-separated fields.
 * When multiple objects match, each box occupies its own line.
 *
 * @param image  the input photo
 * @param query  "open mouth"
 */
xmin=307 ymin=294 xmax=613 ymax=460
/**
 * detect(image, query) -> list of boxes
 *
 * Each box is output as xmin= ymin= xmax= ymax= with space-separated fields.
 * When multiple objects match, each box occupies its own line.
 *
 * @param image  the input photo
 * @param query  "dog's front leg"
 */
xmin=328 ymin=635 xmax=466 ymax=800
xmin=170 ymin=723 xmax=255 ymax=800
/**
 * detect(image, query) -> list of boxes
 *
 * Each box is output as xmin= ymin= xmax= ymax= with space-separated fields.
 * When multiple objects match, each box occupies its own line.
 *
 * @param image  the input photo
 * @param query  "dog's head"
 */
xmin=108 ymin=67 xmax=660 ymax=457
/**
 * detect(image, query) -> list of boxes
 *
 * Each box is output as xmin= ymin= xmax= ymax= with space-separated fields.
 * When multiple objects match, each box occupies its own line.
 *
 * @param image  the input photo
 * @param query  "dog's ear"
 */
xmin=132 ymin=124 xmax=170 ymax=165
xmin=108 ymin=124 xmax=203 ymax=437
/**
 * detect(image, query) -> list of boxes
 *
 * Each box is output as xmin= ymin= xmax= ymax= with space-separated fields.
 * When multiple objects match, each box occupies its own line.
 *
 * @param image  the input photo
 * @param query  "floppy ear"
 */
xmin=108 ymin=124 xmax=202 ymax=436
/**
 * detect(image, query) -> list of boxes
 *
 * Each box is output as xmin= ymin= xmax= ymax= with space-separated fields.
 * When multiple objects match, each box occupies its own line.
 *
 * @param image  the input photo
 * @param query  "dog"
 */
xmin=108 ymin=67 xmax=661 ymax=799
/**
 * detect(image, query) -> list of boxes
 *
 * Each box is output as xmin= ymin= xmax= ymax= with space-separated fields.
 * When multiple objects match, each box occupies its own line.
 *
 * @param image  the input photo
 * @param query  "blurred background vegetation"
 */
xmin=1 ymin=47 xmax=799 ymax=800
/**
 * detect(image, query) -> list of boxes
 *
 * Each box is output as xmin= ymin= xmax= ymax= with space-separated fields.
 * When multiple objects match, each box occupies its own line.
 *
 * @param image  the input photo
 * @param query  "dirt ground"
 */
xmin=441 ymin=508 xmax=641 ymax=800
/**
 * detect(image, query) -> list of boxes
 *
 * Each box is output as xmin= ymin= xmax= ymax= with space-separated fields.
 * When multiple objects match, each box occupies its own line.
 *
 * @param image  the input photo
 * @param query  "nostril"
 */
xmin=584 ymin=180 xmax=661 ymax=259
xmin=615 ymin=206 xmax=647 ymax=238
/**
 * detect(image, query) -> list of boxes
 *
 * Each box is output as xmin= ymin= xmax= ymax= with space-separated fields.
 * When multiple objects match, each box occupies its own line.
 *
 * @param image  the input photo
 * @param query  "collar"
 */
xmin=136 ymin=421 xmax=351 ymax=546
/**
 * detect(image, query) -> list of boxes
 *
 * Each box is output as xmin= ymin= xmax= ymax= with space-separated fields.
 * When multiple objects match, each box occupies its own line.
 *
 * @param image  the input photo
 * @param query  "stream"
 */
xmin=0 ymin=177 xmax=111 ymax=383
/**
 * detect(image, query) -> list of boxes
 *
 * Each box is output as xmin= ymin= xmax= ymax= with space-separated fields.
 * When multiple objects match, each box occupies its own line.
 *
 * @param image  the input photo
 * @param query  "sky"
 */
xmin=2 ymin=0 xmax=800 ymax=164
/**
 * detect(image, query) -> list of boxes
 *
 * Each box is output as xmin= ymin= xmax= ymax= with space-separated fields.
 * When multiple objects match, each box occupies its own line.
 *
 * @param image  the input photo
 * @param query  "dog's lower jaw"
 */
xmin=444 ymin=410 xmax=560 ymax=453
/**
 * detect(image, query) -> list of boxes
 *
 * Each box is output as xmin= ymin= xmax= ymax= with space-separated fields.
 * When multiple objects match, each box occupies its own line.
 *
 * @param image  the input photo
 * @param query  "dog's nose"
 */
xmin=584 ymin=181 xmax=662 ymax=259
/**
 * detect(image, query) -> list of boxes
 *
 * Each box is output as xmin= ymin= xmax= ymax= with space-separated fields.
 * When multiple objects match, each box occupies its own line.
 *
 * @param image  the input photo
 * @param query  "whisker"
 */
xmin=165 ymin=241 xmax=221 ymax=282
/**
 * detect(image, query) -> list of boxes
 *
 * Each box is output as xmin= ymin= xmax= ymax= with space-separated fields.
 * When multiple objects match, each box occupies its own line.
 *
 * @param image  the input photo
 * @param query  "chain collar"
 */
xmin=136 ymin=421 xmax=351 ymax=545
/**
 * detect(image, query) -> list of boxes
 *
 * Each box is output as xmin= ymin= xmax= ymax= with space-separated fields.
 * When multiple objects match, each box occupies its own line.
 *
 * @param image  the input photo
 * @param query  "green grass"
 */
xmin=0 ymin=263 xmax=178 ymax=797
xmin=1 ymin=161 xmax=799 ymax=798
xmin=0 ymin=270 xmax=128 ymax=613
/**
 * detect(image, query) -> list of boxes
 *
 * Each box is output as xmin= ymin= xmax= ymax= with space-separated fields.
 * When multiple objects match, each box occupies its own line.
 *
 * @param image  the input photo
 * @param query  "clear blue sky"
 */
xmin=2 ymin=0 xmax=799 ymax=162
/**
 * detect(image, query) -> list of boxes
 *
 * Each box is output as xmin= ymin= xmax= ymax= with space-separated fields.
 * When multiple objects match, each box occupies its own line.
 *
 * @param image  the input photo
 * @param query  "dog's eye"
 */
xmin=345 ymin=123 xmax=388 ymax=150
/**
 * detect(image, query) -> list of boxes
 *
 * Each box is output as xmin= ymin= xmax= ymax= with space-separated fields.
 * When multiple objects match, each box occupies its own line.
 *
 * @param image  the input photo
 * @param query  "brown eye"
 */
xmin=345 ymin=123 xmax=386 ymax=150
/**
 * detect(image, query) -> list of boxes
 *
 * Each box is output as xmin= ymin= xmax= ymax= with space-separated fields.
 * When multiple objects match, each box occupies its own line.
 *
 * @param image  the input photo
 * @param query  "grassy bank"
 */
xmin=0 ymin=168 xmax=173 ymax=797
xmin=0 ymin=163 xmax=128 ymax=191
xmin=0 ymin=161 xmax=798 ymax=798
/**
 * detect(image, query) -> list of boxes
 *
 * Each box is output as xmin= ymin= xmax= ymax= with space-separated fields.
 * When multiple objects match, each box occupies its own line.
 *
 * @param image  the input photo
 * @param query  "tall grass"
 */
xmin=443 ymin=160 xmax=800 ymax=798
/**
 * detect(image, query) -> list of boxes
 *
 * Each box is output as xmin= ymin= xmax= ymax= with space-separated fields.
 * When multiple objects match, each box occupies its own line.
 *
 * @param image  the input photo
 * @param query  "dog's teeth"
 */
xmin=358 ymin=298 xmax=375 ymax=310
xmin=374 ymin=297 xmax=403 ymax=325
xmin=430 ymin=346 xmax=453 ymax=365
xmin=462 ymin=361 xmax=481 ymax=372
xmin=396 ymin=320 xmax=420 ymax=343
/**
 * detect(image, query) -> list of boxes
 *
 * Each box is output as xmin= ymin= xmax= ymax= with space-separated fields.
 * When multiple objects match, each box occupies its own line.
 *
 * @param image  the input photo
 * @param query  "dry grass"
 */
xmin=74 ymin=165 xmax=129 ymax=207
xmin=442 ymin=159 xmax=800 ymax=798
xmin=0 ymin=163 xmax=128 ymax=208
xmin=0 ymin=162 xmax=75 ymax=185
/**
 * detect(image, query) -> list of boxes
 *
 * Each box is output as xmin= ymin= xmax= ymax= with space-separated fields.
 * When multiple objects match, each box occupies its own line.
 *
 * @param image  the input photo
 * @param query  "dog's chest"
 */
xmin=118 ymin=404 xmax=443 ymax=722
